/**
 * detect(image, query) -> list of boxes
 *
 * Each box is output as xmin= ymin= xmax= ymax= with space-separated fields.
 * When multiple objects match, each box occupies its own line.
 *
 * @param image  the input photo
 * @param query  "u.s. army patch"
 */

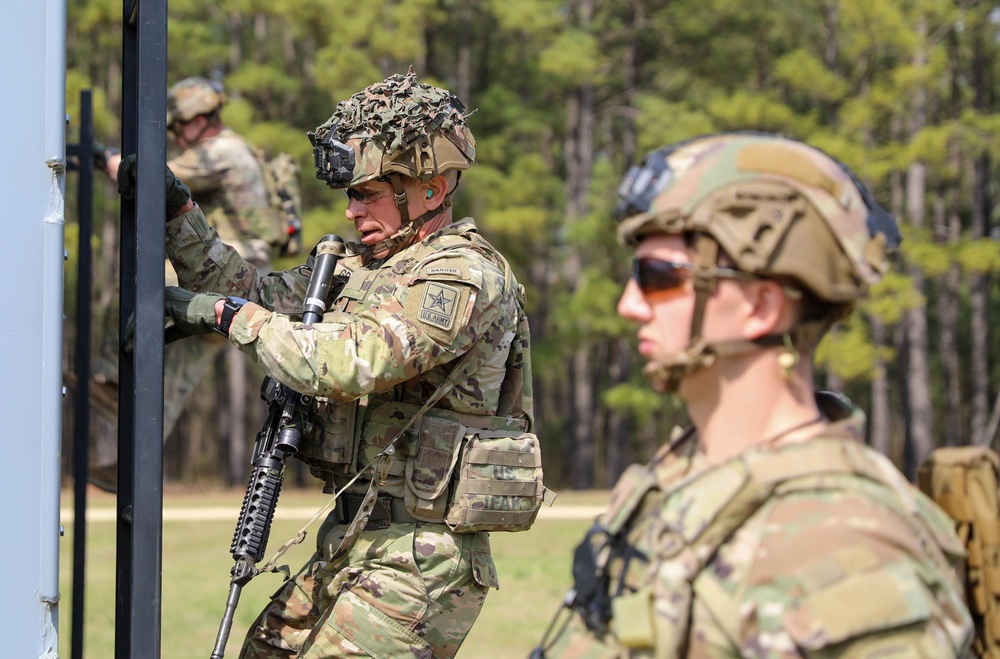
xmin=418 ymin=282 xmax=460 ymax=330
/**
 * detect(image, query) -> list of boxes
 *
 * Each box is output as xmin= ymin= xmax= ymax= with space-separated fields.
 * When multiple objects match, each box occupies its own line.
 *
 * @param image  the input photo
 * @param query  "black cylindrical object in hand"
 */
xmin=302 ymin=234 xmax=344 ymax=325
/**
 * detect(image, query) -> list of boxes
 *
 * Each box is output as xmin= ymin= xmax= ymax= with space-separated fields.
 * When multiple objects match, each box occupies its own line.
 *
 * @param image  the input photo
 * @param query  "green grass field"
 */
xmin=59 ymin=487 xmax=606 ymax=658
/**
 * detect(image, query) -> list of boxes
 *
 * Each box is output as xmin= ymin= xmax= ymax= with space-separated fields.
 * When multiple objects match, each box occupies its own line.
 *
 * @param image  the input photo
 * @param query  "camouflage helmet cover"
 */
xmin=616 ymin=133 xmax=901 ymax=303
xmin=166 ymin=76 xmax=226 ymax=126
xmin=308 ymin=68 xmax=476 ymax=188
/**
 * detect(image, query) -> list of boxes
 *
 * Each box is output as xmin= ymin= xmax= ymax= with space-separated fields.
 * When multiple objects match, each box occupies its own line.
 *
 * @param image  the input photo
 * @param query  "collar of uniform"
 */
xmin=364 ymin=217 xmax=482 ymax=273
xmin=814 ymin=390 xmax=866 ymax=442
xmin=651 ymin=392 xmax=869 ymax=546
xmin=420 ymin=216 xmax=479 ymax=244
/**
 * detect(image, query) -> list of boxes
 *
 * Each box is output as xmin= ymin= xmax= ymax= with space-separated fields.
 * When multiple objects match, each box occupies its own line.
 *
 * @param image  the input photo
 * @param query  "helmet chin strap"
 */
xmin=352 ymin=173 xmax=455 ymax=265
xmin=644 ymin=235 xmax=720 ymax=392
xmin=641 ymin=234 xmax=832 ymax=393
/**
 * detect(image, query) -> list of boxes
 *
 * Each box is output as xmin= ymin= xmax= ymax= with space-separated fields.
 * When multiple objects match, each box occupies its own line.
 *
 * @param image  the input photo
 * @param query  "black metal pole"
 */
xmin=115 ymin=0 xmax=167 ymax=657
xmin=70 ymin=89 xmax=94 ymax=659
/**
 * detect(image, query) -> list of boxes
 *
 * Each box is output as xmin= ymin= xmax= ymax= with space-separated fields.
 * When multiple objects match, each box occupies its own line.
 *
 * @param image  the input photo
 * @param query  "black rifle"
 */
xmin=210 ymin=235 xmax=344 ymax=659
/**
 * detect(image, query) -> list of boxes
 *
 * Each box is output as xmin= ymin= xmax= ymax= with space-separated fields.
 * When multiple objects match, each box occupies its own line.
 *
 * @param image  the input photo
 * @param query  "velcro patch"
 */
xmin=426 ymin=266 xmax=462 ymax=277
xmin=418 ymin=282 xmax=460 ymax=330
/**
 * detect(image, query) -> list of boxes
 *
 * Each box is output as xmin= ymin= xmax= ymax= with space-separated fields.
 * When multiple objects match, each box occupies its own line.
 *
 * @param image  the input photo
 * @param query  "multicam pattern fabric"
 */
xmin=157 ymin=127 xmax=280 ymax=435
xmin=164 ymin=204 xmax=533 ymax=656
xmin=616 ymin=133 xmax=890 ymax=303
xmin=87 ymin=124 xmax=281 ymax=480
xmin=170 ymin=127 xmax=282 ymax=266
xmin=166 ymin=76 xmax=226 ymax=125
xmin=546 ymin=394 xmax=973 ymax=658
xmin=241 ymin=520 xmax=496 ymax=659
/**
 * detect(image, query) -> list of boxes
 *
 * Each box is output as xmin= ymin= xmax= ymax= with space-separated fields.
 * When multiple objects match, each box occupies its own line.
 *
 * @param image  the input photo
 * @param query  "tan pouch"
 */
xmin=445 ymin=429 xmax=549 ymax=533
xmin=297 ymin=399 xmax=357 ymax=471
xmin=403 ymin=416 xmax=466 ymax=522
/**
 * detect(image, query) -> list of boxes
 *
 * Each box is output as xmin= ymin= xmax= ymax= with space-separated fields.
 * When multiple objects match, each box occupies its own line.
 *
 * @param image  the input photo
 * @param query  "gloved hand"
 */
xmin=91 ymin=142 xmax=119 ymax=169
xmin=116 ymin=154 xmax=192 ymax=217
xmin=165 ymin=287 xmax=225 ymax=337
xmin=120 ymin=288 xmax=224 ymax=353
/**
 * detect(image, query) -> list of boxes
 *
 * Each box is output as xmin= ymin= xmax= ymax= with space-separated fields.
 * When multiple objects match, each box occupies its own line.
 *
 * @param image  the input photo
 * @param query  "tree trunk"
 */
xmin=902 ymin=16 xmax=935 ymax=475
xmin=970 ymin=157 xmax=991 ymax=442
xmin=869 ymin=315 xmax=891 ymax=457
xmin=605 ymin=338 xmax=634 ymax=484
xmin=563 ymin=0 xmax=597 ymax=489
xmin=456 ymin=2 xmax=473 ymax=104
xmin=970 ymin=17 xmax=992 ymax=444
xmin=229 ymin=12 xmax=243 ymax=73
xmin=621 ymin=0 xmax=641 ymax=168
xmin=934 ymin=189 xmax=962 ymax=446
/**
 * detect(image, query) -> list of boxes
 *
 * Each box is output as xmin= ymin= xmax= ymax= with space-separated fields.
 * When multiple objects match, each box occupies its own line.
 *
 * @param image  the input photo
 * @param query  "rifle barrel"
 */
xmin=209 ymin=582 xmax=243 ymax=659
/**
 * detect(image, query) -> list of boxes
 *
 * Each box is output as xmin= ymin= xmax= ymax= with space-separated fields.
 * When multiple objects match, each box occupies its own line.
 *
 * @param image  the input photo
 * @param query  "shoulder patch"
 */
xmin=426 ymin=266 xmax=462 ymax=277
xmin=418 ymin=282 xmax=461 ymax=330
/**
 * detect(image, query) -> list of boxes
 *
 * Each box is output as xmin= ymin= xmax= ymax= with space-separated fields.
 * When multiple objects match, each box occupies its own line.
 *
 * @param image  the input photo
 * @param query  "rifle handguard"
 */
xmin=231 ymin=462 xmax=284 ymax=566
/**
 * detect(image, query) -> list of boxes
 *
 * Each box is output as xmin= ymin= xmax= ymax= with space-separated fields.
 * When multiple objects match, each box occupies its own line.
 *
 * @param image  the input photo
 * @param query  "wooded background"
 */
xmin=62 ymin=0 xmax=1000 ymax=489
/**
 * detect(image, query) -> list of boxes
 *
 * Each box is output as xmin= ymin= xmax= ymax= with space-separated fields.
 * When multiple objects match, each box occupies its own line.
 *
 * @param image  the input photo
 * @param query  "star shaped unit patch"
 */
xmin=418 ymin=282 xmax=460 ymax=330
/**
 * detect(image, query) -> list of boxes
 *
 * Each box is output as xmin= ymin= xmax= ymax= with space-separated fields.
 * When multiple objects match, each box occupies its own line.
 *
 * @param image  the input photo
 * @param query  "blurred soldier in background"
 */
xmin=534 ymin=133 xmax=973 ymax=658
xmin=91 ymin=76 xmax=284 ymax=490
xmin=121 ymin=69 xmax=544 ymax=657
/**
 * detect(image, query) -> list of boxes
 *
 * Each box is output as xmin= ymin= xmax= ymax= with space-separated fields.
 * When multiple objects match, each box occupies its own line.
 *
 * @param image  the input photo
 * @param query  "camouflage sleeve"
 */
xmin=224 ymin=251 xmax=513 ymax=400
xmin=164 ymin=204 xmax=308 ymax=314
xmin=168 ymin=147 xmax=225 ymax=195
xmin=697 ymin=490 xmax=973 ymax=658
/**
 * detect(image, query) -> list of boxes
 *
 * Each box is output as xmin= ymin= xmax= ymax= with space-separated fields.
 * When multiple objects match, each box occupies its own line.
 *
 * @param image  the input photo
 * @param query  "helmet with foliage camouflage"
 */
xmin=308 ymin=68 xmax=476 ymax=260
xmin=309 ymin=67 xmax=475 ymax=189
xmin=166 ymin=76 xmax=226 ymax=127
xmin=614 ymin=132 xmax=901 ymax=392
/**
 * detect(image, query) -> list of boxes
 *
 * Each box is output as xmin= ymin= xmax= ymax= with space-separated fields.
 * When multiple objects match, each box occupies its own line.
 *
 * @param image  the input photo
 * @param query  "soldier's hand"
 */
xmin=165 ymin=286 xmax=225 ymax=337
xmin=115 ymin=153 xmax=137 ymax=199
xmin=120 ymin=287 xmax=219 ymax=353
xmin=116 ymin=154 xmax=193 ymax=217
xmin=92 ymin=142 xmax=119 ymax=170
xmin=164 ymin=165 xmax=193 ymax=216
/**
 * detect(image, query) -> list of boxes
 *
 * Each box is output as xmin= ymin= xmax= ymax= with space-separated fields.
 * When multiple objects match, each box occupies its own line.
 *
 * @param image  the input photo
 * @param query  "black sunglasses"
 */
xmin=631 ymin=258 xmax=753 ymax=295
xmin=344 ymin=187 xmax=367 ymax=202
xmin=632 ymin=258 xmax=693 ymax=294
xmin=343 ymin=177 xmax=392 ymax=203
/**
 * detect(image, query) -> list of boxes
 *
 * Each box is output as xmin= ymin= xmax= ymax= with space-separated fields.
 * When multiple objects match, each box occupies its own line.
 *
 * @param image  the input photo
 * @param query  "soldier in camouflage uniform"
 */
xmin=91 ymin=77 xmax=283 ymax=490
xmin=104 ymin=76 xmax=282 ymax=267
xmin=533 ymin=133 xmax=973 ymax=658
xmin=139 ymin=70 xmax=537 ymax=657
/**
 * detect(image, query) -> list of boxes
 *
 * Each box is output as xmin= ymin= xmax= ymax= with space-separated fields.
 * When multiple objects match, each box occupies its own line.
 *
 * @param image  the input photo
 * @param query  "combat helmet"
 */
xmin=308 ymin=68 xmax=476 ymax=259
xmin=166 ymin=76 xmax=226 ymax=128
xmin=615 ymin=132 xmax=901 ymax=392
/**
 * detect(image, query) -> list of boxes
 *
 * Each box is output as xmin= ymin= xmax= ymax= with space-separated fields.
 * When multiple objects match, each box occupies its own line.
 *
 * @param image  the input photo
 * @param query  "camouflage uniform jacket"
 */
xmin=552 ymin=393 xmax=973 ymax=658
xmin=169 ymin=128 xmax=281 ymax=267
xmin=164 ymin=205 xmax=534 ymax=500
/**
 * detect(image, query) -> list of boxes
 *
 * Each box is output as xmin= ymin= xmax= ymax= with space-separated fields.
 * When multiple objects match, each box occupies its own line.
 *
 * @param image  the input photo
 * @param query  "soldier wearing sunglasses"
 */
xmin=124 ymin=70 xmax=540 ymax=658
xmin=534 ymin=133 xmax=972 ymax=658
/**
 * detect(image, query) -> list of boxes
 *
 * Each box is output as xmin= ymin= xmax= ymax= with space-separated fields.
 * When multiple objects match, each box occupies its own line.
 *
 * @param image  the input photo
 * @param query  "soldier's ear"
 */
xmin=742 ymin=279 xmax=789 ymax=340
xmin=424 ymin=175 xmax=448 ymax=210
